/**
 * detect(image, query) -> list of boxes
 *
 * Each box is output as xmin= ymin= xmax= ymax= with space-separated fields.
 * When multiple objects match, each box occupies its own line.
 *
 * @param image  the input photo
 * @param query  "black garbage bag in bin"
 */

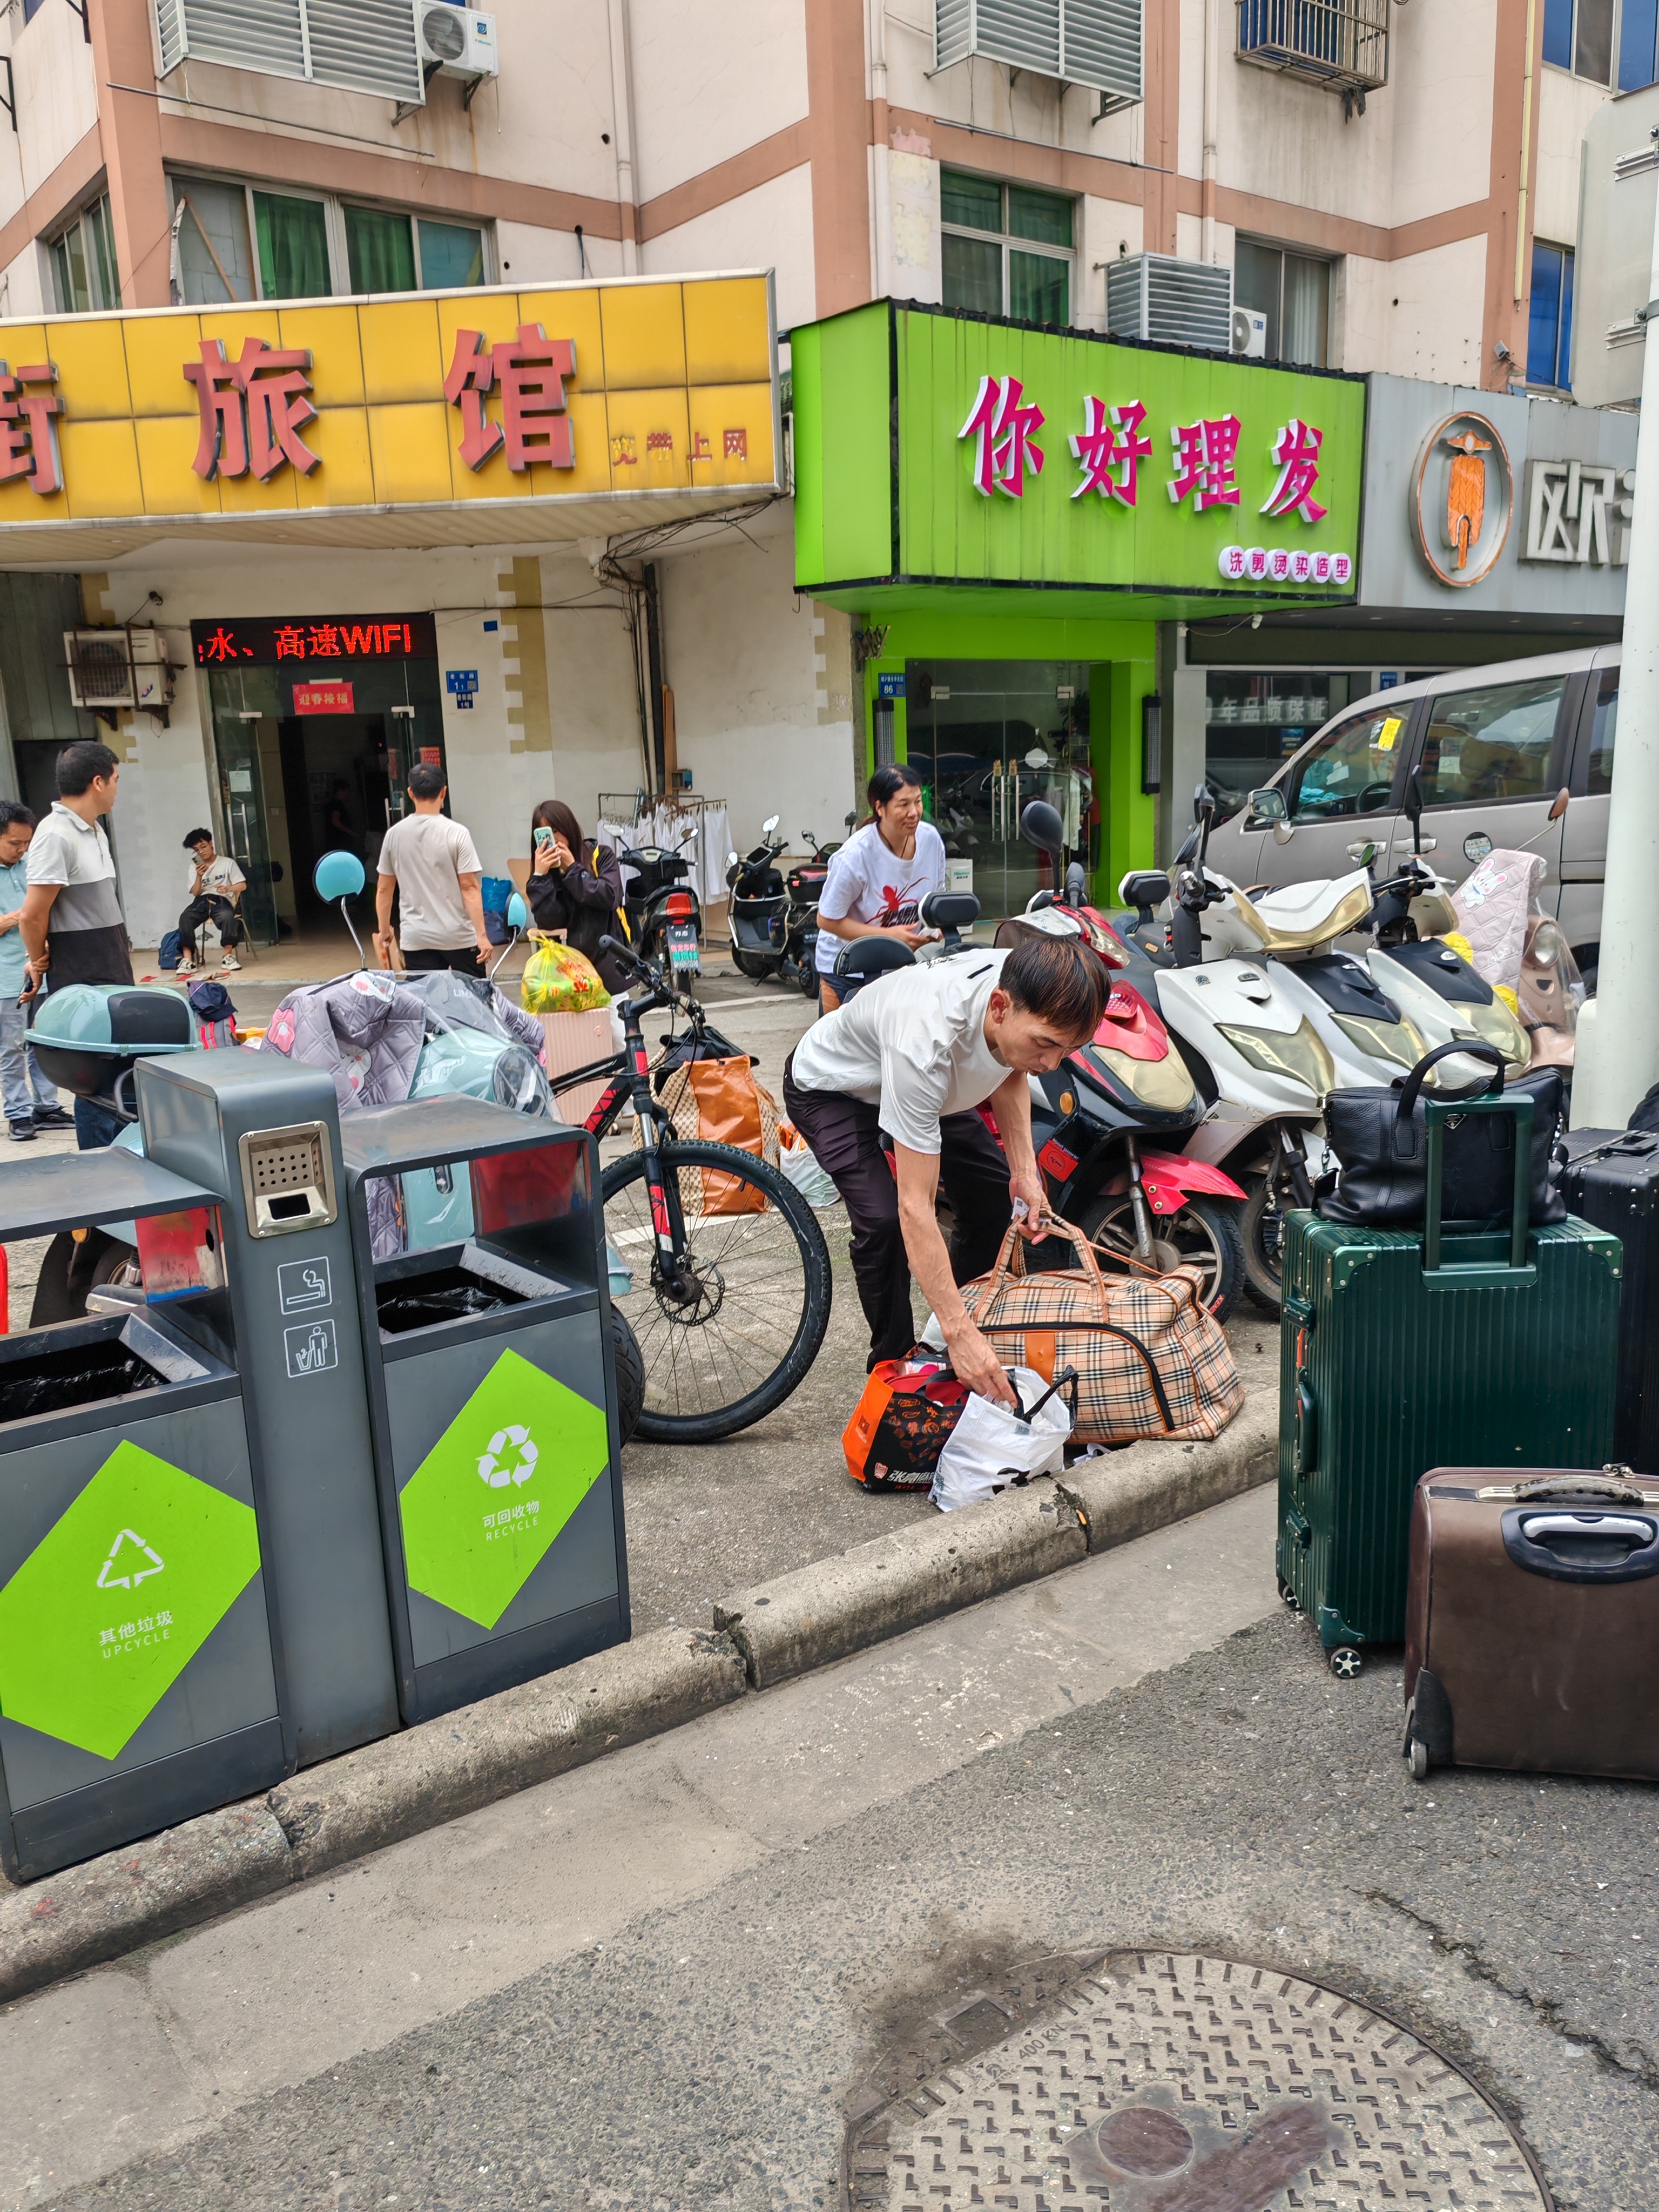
xmin=0 ymin=1337 xmax=164 ymax=1423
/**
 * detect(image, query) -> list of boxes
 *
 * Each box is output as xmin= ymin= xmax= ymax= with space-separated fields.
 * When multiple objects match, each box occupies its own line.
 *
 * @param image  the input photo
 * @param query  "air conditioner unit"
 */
xmin=65 ymin=629 xmax=177 ymax=721
xmin=1106 ymin=254 xmax=1232 ymax=353
xmin=1231 ymin=307 xmax=1269 ymax=359
xmin=416 ymin=3 xmax=497 ymax=77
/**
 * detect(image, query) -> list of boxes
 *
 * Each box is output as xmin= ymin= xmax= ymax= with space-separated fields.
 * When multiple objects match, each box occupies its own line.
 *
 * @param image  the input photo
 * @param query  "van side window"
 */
xmin=1417 ymin=675 xmax=1565 ymax=807
xmin=1582 ymin=669 xmax=1616 ymax=795
xmin=1285 ymin=707 xmax=1406 ymax=823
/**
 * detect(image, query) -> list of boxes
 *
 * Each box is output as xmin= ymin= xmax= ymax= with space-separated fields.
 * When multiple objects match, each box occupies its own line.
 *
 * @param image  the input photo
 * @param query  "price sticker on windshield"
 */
xmin=1374 ymin=717 xmax=1403 ymax=752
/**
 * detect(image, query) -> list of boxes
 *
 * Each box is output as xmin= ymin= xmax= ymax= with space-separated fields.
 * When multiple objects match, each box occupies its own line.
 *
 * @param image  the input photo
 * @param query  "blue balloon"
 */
xmin=505 ymin=892 xmax=529 ymax=931
xmin=314 ymin=849 xmax=366 ymax=902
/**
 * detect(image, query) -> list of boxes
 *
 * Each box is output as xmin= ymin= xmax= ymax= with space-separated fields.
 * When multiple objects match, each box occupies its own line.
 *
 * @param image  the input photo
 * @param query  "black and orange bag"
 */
xmin=842 ymin=1359 xmax=970 ymax=1491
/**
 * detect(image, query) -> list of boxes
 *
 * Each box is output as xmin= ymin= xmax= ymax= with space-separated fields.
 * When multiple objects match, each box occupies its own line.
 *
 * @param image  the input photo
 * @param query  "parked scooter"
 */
xmin=622 ymin=842 xmax=703 ymax=979
xmin=1115 ymin=792 xmax=1331 ymax=1315
xmin=990 ymin=801 xmax=1250 ymax=1317
xmin=725 ymin=817 xmax=789 ymax=982
xmin=782 ymin=830 xmax=838 ymax=997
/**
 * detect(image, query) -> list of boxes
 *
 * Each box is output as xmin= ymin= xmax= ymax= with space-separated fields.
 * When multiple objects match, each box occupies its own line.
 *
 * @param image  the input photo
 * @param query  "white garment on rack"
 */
xmin=697 ymin=806 xmax=731 ymax=903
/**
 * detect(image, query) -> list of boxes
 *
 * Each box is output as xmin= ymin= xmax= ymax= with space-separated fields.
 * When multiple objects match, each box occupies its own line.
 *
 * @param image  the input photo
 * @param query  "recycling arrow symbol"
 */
xmin=96 ymin=1528 xmax=166 ymax=1591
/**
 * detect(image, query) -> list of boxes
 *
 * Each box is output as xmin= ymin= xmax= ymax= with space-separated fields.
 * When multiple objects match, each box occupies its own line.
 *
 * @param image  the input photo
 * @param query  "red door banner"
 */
xmin=293 ymin=681 xmax=354 ymax=714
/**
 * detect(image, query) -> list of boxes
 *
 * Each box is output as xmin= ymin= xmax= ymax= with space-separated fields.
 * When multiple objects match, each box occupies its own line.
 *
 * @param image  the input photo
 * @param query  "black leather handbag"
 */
xmin=1318 ymin=1042 xmax=1567 ymax=1230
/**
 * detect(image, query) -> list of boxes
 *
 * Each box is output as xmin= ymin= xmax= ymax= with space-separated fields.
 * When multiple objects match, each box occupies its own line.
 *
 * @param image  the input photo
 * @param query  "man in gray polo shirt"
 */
xmin=19 ymin=740 xmax=134 ymax=1147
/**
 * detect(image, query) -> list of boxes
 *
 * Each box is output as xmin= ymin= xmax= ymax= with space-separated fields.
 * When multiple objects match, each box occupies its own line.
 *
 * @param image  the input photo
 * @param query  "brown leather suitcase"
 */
xmin=1404 ymin=1466 xmax=1659 ymax=1782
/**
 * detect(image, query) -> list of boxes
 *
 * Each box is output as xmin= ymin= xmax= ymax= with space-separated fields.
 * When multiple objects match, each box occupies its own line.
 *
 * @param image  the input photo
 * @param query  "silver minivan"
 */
xmin=1203 ymin=644 xmax=1617 ymax=977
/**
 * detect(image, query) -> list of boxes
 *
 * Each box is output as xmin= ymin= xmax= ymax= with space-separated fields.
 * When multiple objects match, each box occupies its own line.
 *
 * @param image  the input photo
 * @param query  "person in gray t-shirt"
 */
xmin=374 ymin=763 xmax=491 ymax=977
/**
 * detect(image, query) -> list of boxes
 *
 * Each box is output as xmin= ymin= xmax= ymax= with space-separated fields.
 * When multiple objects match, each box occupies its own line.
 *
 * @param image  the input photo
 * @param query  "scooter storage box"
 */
xmin=28 ymin=983 xmax=194 ymax=1102
xmin=1560 ymin=1128 xmax=1659 ymax=1471
xmin=1277 ymin=1204 xmax=1620 ymax=1657
xmin=1404 ymin=1466 xmax=1659 ymax=1779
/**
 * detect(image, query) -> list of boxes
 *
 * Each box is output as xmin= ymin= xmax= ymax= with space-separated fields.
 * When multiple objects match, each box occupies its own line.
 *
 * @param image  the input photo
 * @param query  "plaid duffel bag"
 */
xmin=957 ymin=1216 xmax=1244 ymax=1446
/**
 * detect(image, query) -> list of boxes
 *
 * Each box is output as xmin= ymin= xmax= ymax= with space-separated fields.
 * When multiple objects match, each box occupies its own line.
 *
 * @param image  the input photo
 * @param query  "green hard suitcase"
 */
xmin=1277 ymin=1094 xmax=1621 ymax=1674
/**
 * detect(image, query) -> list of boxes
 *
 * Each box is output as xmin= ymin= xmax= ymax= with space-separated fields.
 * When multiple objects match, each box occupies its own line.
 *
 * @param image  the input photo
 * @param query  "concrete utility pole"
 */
xmin=1572 ymin=138 xmax=1659 ymax=1129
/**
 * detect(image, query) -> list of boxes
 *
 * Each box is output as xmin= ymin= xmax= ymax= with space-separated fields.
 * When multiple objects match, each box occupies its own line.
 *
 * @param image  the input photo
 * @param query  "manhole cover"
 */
xmin=845 ymin=1949 xmax=1550 ymax=2211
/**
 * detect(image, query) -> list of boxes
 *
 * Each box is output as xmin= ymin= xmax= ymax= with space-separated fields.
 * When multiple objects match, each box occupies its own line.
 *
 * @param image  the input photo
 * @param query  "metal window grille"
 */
xmin=1236 ymin=0 xmax=1388 ymax=93
xmin=152 ymin=0 xmax=424 ymax=104
xmin=1106 ymin=254 xmax=1233 ymax=352
xmin=936 ymin=0 xmax=1143 ymax=107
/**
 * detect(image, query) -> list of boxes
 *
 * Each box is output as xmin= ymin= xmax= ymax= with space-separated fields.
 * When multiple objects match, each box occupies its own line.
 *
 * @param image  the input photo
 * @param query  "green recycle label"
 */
xmin=398 ymin=1347 xmax=609 ymax=1630
xmin=0 ymin=1440 xmax=262 ymax=1762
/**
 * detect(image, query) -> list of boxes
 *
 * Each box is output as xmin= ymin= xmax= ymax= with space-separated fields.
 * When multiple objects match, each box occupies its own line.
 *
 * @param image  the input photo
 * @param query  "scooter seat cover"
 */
xmin=30 ymin=983 xmax=193 ymax=1054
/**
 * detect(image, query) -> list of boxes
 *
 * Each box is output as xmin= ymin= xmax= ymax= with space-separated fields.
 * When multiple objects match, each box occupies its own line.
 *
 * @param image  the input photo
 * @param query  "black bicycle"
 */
xmin=550 ymin=933 xmax=833 ymax=1443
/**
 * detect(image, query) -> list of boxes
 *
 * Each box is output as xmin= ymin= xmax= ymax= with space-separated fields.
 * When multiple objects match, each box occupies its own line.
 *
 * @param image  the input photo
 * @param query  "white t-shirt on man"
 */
xmin=185 ymin=854 xmax=246 ymax=898
xmin=377 ymin=812 xmax=483 ymax=950
xmin=788 ymin=951 xmax=1010 ymax=1155
xmin=815 ymin=819 xmax=947 ymax=975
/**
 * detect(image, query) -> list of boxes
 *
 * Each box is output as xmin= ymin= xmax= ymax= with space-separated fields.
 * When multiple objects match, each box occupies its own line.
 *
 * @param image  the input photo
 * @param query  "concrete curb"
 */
xmin=0 ymin=1388 xmax=1277 ymax=2008
xmin=714 ymin=1485 xmax=1087 ymax=1690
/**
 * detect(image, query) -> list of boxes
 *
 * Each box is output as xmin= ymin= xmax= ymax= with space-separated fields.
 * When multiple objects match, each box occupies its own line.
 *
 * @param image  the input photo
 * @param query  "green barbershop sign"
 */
xmin=793 ymin=301 xmax=1366 ymax=616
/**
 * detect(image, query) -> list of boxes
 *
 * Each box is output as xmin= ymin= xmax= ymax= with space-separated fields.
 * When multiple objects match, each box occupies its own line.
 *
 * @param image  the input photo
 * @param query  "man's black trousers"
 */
xmin=178 ymin=894 xmax=244 ymax=957
xmin=783 ymin=1059 xmax=1011 ymax=1368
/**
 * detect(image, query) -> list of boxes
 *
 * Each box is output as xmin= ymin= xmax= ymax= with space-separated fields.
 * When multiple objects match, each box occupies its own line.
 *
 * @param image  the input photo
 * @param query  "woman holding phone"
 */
xmin=525 ymin=800 xmax=631 ymax=993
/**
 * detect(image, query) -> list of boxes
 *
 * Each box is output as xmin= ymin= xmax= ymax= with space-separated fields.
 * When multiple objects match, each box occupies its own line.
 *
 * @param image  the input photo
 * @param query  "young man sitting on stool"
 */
xmin=783 ymin=937 xmax=1108 ymax=1406
xmin=177 ymin=827 xmax=246 ymax=974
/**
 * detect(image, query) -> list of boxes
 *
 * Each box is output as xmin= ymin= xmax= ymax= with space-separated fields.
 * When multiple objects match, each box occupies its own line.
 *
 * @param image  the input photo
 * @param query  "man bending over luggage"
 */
xmin=784 ymin=938 xmax=1107 ymax=1406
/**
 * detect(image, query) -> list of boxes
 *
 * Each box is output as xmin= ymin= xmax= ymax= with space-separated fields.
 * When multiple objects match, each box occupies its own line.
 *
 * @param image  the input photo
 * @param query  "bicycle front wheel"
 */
xmin=601 ymin=1139 xmax=833 ymax=1442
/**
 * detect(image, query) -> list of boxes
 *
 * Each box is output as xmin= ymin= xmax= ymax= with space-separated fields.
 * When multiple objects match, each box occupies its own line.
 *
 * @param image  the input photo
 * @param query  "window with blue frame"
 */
xmin=1528 ymin=243 xmax=1575 ymax=389
xmin=1543 ymin=0 xmax=1657 ymax=84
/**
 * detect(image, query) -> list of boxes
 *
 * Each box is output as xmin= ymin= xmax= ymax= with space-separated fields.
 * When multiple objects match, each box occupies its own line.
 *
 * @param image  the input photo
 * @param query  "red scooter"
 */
xmin=994 ymin=801 xmax=1247 ymax=1316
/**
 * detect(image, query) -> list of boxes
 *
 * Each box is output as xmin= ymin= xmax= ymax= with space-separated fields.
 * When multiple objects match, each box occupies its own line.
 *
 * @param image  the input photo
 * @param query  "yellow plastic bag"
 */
xmin=520 ymin=937 xmax=610 ymax=1015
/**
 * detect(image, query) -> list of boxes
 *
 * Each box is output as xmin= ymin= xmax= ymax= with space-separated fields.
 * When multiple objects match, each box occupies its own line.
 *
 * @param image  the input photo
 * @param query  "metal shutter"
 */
xmin=1107 ymin=255 xmax=1232 ymax=351
xmin=934 ymin=0 xmax=1142 ymax=98
xmin=1063 ymin=0 xmax=1142 ymax=103
xmin=305 ymin=0 xmax=424 ymax=103
xmin=153 ymin=0 xmax=421 ymax=102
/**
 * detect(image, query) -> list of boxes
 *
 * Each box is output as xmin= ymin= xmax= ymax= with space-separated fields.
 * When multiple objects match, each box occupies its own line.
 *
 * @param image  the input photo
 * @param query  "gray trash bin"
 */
xmin=339 ymin=1097 xmax=628 ymax=1723
xmin=137 ymin=1051 xmax=401 ymax=1766
xmin=0 ymin=1149 xmax=286 ymax=1880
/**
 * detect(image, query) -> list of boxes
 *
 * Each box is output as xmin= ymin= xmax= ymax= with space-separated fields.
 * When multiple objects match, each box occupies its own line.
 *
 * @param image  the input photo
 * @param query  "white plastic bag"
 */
xmin=929 ymin=1366 xmax=1072 ymax=1513
xmin=777 ymin=1125 xmax=840 ymax=1210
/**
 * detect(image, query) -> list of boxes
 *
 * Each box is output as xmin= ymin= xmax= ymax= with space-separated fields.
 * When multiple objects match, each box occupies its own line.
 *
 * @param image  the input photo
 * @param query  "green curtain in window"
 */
xmin=943 ymin=233 xmax=1002 ymax=316
xmin=417 ymin=220 xmax=485 ymax=288
xmin=346 ymin=205 xmax=417 ymax=295
xmin=255 ymin=193 xmax=331 ymax=301
xmin=1007 ymin=186 xmax=1071 ymax=248
xmin=1009 ymin=251 xmax=1068 ymax=328
xmin=941 ymin=171 xmax=1002 ymax=232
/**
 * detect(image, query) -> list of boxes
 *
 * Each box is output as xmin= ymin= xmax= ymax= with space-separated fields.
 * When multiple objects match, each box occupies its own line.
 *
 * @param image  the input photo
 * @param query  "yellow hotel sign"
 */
xmin=0 ymin=272 xmax=778 ymax=557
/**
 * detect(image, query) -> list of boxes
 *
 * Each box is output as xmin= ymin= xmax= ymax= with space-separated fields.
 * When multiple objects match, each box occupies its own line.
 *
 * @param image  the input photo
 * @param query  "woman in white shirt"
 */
xmin=814 ymin=764 xmax=947 ymax=1012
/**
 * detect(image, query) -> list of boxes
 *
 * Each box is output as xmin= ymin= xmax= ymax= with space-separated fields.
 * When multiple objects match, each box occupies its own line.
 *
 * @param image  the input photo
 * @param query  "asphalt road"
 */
xmin=6 ymin=1485 xmax=1654 ymax=2212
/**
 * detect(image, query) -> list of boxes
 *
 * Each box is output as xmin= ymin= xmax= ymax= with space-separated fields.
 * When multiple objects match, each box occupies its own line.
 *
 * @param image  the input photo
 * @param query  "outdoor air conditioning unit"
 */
xmin=935 ymin=0 xmax=1143 ymax=111
xmin=416 ymin=2 xmax=497 ymax=77
xmin=1231 ymin=306 xmax=1268 ymax=359
xmin=1107 ymin=255 xmax=1232 ymax=353
xmin=65 ymin=629 xmax=177 ymax=727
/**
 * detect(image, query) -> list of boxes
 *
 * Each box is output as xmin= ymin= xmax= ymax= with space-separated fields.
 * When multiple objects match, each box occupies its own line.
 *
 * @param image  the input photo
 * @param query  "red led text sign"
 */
xmin=293 ymin=682 xmax=355 ymax=714
xmin=192 ymin=615 xmax=438 ymax=666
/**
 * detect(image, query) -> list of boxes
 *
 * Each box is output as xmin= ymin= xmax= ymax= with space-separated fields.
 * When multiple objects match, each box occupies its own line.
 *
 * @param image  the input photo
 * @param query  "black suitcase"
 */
xmin=1562 ymin=1129 xmax=1659 ymax=1471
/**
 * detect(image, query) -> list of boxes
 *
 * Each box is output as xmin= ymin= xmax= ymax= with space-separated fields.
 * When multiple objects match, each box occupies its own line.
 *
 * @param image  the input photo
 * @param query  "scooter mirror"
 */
xmin=1549 ymin=785 xmax=1570 ymax=822
xmin=726 ymin=850 xmax=739 ymax=869
xmin=1019 ymin=798 xmax=1065 ymax=855
xmin=1194 ymin=783 xmax=1217 ymax=824
xmin=763 ymin=814 xmax=780 ymax=837
xmin=1346 ymin=840 xmax=1379 ymax=866
xmin=505 ymin=892 xmax=529 ymax=932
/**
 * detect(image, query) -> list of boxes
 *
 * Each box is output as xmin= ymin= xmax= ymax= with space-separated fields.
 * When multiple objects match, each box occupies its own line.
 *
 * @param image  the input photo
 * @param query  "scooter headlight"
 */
xmin=1216 ymin=1019 xmax=1336 ymax=1101
xmin=1459 ymin=996 xmax=1532 ymax=1070
xmin=1331 ymin=1011 xmax=1428 ymax=1072
xmin=1086 ymin=1043 xmax=1196 ymax=1111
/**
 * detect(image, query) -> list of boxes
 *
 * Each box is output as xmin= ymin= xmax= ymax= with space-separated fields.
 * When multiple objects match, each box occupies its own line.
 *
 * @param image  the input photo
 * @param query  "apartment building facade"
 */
xmin=0 ymin=0 xmax=1637 ymax=943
